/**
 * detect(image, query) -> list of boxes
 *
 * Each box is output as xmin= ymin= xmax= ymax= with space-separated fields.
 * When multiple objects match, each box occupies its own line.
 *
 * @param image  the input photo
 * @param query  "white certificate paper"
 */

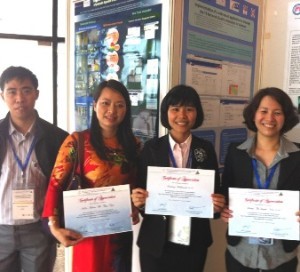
xmin=229 ymin=188 xmax=300 ymax=240
xmin=145 ymin=166 xmax=215 ymax=218
xmin=63 ymin=184 xmax=132 ymax=237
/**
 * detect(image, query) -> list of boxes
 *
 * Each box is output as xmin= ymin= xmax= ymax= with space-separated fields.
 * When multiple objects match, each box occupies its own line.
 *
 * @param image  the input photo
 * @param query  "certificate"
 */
xmin=145 ymin=166 xmax=215 ymax=218
xmin=229 ymin=188 xmax=300 ymax=240
xmin=63 ymin=184 xmax=132 ymax=237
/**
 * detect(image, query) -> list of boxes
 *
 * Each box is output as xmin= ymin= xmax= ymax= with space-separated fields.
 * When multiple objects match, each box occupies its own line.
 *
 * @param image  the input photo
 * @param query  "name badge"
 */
xmin=168 ymin=216 xmax=191 ymax=246
xmin=12 ymin=189 xmax=34 ymax=220
xmin=248 ymin=237 xmax=273 ymax=246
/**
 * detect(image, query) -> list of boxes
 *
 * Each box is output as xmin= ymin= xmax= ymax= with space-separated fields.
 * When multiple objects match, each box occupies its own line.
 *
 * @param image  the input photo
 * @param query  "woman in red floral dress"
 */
xmin=43 ymin=79 xmax=140 ymax=272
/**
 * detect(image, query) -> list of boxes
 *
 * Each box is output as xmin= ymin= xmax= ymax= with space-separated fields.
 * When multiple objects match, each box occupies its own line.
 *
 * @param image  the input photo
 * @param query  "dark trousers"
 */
xmin=226 ymin=249 xmax=298 ymax=272
xmin=140 ymin=241 xmax=208 ymax=272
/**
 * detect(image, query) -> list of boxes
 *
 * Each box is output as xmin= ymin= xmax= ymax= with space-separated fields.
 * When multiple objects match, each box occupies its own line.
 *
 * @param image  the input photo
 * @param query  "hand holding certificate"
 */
xmin=145 ymin=166 xmax=215 ymax=218
xmin=229 ymin=188 xmax=300 ymax=240
xmin=63 ymin=184 xmax=132 ymax=237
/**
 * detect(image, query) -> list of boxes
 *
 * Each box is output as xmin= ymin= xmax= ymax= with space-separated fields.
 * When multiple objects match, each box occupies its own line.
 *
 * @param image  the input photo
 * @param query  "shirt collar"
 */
xmin=237 ymin=135 xmax=300 ymax=158
xmin=168 ymin=134 xmax=192 ymax=150
xmin=8 ymin=117 xmax=36 ymax=137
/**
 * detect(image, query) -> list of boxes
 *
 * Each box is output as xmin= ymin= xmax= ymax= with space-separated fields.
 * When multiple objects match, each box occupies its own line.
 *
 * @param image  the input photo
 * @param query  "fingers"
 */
xmin=131 ymin=215 xmax=140 ymax=225
xmin=211 ymin=193 xmax=226 ymax=213
xmin=220 ymin=207 xmax=233 ymax=223
xmin=51 ymin=227 xmax=83 ymax=247
xmin=131 ymin=207 xmax=140 ymax=225
xmin=131 ymin=188 xmax=148 ymax=208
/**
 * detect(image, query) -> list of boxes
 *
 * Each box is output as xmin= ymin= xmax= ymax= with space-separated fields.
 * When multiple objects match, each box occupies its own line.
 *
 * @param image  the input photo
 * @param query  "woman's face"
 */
xmin=167 ymin=104 xmax=197 ymax=142
xmin=94 ymin=87 xmax=126 ymax=136
xmin=254 ymin=95 xmax=285 ymax=139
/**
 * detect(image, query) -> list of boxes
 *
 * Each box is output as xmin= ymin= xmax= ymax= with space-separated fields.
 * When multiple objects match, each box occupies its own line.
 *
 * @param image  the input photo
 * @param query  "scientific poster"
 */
xmin=285 ymin=2 xmax=300 ymax=110
xmin=181 ymin=0 xmax=258 ymax=165
xmin=74 ymin=0 xmax=162 ymax=143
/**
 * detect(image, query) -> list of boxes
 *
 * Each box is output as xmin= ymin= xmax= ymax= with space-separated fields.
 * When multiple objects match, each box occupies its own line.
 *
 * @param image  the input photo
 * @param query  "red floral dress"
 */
xmin=43 ymin=130 xmax=138 ymax=272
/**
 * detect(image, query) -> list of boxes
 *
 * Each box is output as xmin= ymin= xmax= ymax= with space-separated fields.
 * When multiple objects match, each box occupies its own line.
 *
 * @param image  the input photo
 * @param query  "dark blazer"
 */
xmin=136 ymin=134 xmax=221 ymax=258
xmin=0 ymin=111 xmax=69 ymax=183
xmin=222 ymin=142 xmax=300 ymax=252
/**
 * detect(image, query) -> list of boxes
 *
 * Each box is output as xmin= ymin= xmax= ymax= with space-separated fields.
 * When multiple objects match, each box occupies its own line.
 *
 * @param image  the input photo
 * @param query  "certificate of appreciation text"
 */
xmin=145 ymin=166 xmax=215 ymax=218
xmin=229 ymin=188 xmax=300 ymax=240
xmin=63 ymin=184 xmax=132 ymax=237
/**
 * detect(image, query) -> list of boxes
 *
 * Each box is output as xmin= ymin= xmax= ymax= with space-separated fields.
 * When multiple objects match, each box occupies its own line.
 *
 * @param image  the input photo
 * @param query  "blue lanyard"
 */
xmin=252 ymin=158 xmax=278 ymax=189
xmin=8 ymin=135 xmax=37 ymax=181
xmin=168 ymin=143 xmax=192 ymax=168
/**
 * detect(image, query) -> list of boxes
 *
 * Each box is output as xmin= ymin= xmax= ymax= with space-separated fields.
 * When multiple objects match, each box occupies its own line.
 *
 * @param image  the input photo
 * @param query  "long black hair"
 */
xmin=90 ymin=79 xmax=138 ymax=163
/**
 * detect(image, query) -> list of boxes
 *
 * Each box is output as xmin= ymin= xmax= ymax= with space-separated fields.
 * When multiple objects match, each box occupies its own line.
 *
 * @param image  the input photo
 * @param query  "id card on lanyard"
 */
xmin=9 ymin=136 xmax=37 ymax=220
xmin=12 ymin=188 xmax=35 ymax=220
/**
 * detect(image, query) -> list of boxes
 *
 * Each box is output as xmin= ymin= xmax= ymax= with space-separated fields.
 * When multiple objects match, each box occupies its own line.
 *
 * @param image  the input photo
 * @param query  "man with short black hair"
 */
xmin=0 ymin=66 xmax=68 ymax=272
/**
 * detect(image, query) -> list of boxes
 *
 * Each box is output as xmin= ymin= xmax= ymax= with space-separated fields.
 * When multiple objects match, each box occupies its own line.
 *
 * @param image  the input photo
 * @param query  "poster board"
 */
xmin=179 ymin=0 xmax=259 ymax=167
xmin=71 ymin=0 xmax=171 ymax=142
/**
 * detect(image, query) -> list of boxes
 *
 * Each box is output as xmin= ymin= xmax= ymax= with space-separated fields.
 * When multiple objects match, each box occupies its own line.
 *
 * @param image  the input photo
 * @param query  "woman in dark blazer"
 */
xmin=132 ymin=85 xmax=225 ymax=272
xmin=221 ymin=87 xmax=300 ymax=271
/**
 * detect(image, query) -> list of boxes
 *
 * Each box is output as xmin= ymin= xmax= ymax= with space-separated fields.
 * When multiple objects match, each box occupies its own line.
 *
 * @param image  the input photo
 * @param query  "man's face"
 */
xmin=1 ymin=77 xmax=39 ymax=122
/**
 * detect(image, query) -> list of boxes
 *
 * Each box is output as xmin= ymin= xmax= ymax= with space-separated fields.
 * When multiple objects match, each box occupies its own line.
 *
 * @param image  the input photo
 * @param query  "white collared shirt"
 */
xmin=168 ymin=134 xmax=192 ymax=168
xmin=0 ymin=120 xmax=47 ymax=225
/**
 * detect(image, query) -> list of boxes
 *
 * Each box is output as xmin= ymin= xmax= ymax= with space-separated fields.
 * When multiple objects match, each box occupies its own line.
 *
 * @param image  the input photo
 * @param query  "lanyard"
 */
xmin=252 ymin=158 xmax=278 ymax=189
xmin=8 ymin=135 xmax=37 ymax=181
xmin=168 ymin=143 xmax=192 ymax=168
